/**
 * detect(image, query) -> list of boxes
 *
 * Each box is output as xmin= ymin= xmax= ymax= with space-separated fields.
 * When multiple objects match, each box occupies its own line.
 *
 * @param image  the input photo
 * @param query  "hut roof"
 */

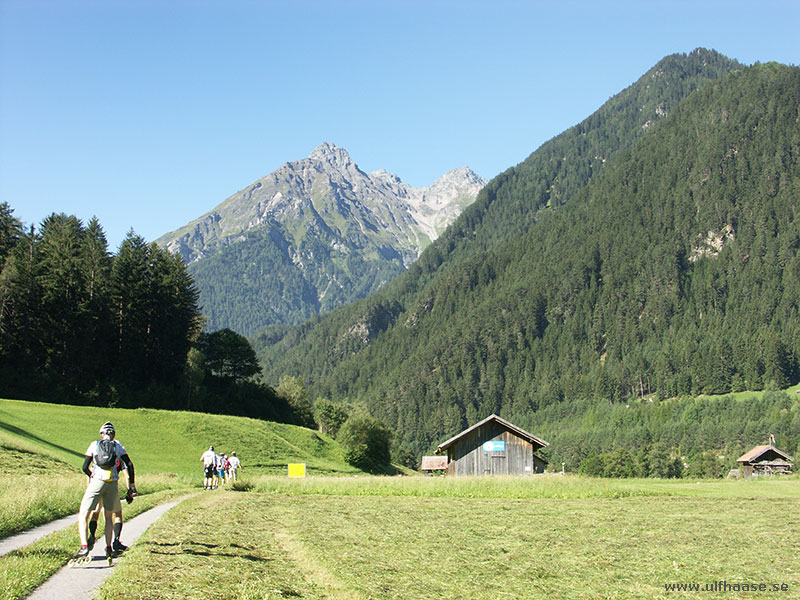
xmin=737 ymin=445 xmax=794 ymax=464
xmin=435 ymin=414 xmax=548 ymax=454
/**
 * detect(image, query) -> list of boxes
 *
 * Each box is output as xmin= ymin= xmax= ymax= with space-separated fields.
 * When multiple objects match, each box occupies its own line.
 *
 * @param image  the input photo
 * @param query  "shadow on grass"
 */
xmin=143 ymin=541 xmax=266 ymax=562
xmin=0 ymin=420 xmax=84 ymax=459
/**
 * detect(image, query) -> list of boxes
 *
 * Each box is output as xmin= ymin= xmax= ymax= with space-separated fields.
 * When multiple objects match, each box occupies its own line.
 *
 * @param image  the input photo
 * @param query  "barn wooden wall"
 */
xmin=448 ymin=421 xmax=544 ymax=476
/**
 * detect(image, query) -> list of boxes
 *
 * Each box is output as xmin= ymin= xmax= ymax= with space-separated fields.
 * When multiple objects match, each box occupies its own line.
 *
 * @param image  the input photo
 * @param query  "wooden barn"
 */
xmin=435 ymin=414 xmax=548 ymax=476
xmin=737 ymin=444 xmax=794 ymax=479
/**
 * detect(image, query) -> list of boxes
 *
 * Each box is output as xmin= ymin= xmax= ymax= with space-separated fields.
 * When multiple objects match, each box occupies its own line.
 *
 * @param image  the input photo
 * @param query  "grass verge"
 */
xmin=0 ymin=487 xmax=194 ymax=600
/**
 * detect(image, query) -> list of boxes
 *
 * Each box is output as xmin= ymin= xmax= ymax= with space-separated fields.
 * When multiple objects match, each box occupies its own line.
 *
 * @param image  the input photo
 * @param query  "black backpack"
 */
xmin=94 ymin=439 xmax=116 ymax=468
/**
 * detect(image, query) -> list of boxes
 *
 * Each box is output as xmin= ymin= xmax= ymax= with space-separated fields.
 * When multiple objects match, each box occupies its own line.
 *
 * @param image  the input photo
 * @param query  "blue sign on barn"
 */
xmin=482 ymin=440 xmax=505 ymax=452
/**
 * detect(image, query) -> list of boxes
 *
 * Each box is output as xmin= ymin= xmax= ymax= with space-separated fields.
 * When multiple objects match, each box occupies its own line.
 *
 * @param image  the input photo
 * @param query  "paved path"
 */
xmin=25 ymin=498 xmax=188 ymax=600
xmin=0 ymin=513 xmax=79 ymax=557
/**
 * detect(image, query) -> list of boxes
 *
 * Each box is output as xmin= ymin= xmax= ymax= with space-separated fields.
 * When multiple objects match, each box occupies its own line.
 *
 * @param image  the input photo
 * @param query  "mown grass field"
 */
xmin=97 ymin=476 xmax=800 ymax=600
xmin=2 ymin=397 xmax=799 ymax=599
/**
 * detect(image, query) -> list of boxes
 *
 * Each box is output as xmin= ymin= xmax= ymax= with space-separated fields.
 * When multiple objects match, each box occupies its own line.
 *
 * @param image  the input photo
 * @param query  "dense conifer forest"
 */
xmin=186 ymin=224 xmax=407 ymax=336
xmin=255 ymin=55 xmax=800 ymax=472
xmin=0 ymin=209 xmax=307 ymax=425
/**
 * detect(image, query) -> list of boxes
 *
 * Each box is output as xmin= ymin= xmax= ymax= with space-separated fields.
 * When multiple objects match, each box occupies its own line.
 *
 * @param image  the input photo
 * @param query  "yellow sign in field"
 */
xmin=287 ymin=463 xmax=306 ymax=478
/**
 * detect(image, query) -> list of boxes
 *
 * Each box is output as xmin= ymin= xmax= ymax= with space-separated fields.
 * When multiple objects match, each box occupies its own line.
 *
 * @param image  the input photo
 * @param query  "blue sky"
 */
xmin=2 ymin=0 xmax=798 ymax=252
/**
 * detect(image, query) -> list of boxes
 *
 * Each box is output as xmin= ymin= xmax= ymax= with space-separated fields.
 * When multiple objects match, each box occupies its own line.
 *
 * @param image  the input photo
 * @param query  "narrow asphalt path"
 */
xmin=25 ymin=497 xmax=189 ymax=600
xmin=0 ymin=513 xmax=79 ymax=557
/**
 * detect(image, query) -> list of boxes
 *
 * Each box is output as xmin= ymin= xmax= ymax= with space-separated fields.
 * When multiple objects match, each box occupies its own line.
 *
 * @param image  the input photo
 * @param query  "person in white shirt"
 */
xmin=218 ymin=454 xmax=230 ymax=486
xmin=73 ymin=422 xmax=136 ymax=562
xmin=227 ymin=451 xmax=242 ymax=481
xmin=201 ymin=446 xmax=216 ymax=490
xmin=214 ymin=453 xmax=227 ymax=487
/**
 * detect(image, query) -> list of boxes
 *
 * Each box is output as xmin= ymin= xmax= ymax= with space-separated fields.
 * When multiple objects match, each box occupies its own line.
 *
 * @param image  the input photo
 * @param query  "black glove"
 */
xmin=126 ymin=484 xmax=137 ymax=504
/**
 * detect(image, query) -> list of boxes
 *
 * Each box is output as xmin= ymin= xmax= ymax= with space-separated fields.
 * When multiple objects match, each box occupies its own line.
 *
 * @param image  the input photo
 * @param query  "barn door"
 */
xmin=489 ymin=452 xmax=507 ymax=475
xmin=482 ymin=440 xmax=508 ymax=475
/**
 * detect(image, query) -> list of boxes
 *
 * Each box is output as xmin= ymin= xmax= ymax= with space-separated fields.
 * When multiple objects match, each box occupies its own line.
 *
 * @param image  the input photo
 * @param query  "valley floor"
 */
xmin=96 ymin=481 xmax=799 ymax=600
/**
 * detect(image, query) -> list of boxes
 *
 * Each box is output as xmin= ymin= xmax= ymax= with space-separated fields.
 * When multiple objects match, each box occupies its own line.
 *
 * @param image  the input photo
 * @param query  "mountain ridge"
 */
xmin=155 ymin=143 xmax=486 ymax=334
xmin=156 ymin=142 xmax=485 ymax=265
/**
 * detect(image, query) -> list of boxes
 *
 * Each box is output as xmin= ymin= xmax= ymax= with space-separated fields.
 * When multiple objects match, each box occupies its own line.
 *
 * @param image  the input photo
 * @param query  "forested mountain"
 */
xmin=254 ymin=54 xmax=800 ymax=469
xmin=419 ymin=48 xmax=744 ymax=263
xmin=155 ymin=143 xmax=485 ymax=335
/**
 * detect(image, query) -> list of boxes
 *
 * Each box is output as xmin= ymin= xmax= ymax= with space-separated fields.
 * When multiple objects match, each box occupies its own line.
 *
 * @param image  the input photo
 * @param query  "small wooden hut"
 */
xmin=435 ymin=414 xmax=548 ymax=476
xmin=737 ymin=444 xmax=794 ymax=479
xmin=420 ymin=455 xmax=448 ymax=474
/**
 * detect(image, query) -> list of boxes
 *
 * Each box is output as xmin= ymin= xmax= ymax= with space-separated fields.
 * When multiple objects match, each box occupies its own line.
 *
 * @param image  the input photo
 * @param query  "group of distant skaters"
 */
xmin=200 ymin=446 xmax=242 ymax=489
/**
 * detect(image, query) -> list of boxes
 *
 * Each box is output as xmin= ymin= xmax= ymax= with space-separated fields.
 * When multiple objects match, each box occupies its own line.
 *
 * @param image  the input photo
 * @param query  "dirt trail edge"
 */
xmin=26 ymin=496 xmax=192 ymax=600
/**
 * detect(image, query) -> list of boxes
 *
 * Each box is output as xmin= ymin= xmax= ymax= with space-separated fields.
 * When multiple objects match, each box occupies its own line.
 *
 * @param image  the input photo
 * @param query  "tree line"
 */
xmin=0 ymin=206 xmax=303 ymax=425
xmin=1 ymin=208 xmax=198 ymax=400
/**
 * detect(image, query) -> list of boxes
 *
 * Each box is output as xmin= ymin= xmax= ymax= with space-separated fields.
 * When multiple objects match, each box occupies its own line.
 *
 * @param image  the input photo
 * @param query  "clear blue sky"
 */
xmin=2 ymin=0 xmax=798 ymax=252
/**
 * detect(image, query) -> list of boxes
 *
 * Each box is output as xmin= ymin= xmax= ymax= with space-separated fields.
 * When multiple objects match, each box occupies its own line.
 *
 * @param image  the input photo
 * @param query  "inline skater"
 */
xmin=201 ymin=446 xmax=216 ymax=490
xmin=86 ymin=459 xmax=135 ymax=552
xmin=71 ymin=422 xmax=136 ymax=565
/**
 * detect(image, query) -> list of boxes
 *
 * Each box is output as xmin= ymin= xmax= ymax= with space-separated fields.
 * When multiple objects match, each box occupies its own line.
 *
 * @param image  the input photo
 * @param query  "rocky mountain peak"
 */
xmin=309 ymin=142 xmax=354 ymax=168
xmin=428 ymin=167 xmax=484 ymax=193
xmin=157 ymin=143 xmax=485 ymax=264
xmin=153 ymin=143 xmax=486 ymax=333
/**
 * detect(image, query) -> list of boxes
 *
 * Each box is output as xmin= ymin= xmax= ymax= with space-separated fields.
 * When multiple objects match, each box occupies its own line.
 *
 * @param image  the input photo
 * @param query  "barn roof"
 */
xmin=435 ymin=414 xmax=548 ymax=454
xmin=737 ymin=444 xmax=794 ymax=464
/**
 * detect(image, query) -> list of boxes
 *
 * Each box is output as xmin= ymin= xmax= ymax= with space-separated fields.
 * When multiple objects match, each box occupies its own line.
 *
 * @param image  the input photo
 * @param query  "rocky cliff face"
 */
xmin=154 ymin=143 xmax=485 ymax=334
xmin=156 ymin=142 xmax=485 ymax=267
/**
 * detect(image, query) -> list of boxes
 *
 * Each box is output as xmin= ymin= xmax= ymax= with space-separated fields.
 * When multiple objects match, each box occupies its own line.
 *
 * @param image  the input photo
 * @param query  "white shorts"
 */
xmin=80 ymin=478 xmax=122 ymax=514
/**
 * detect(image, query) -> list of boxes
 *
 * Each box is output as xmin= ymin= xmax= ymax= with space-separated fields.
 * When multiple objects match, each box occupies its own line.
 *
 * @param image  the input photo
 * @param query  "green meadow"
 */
xmin=0 ymin=397 xmax=360 ymax=479
xmin=1 ymin=398 xmax=799 ymax=599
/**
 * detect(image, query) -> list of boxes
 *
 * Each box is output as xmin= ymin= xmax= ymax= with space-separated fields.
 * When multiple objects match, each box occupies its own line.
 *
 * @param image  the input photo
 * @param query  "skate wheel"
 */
xmin=68 ymin=559 xmax=76 ymax=568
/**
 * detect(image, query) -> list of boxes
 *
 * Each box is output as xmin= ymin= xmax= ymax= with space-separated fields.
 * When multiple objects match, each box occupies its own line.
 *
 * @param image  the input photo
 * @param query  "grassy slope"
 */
xmin=0 ymin=398 xmax=361 ymax=478
xmin=0 ymin=398 xmax=357 ymax=600
xmin=701 ymin=382 xmax=800 ymax=402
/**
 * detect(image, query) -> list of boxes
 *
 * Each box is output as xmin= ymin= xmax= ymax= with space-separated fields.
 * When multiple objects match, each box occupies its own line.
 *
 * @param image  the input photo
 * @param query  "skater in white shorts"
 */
xmin=72 ymin=422 xmax=137 ymax=563
xmin=86 ymin=458 xmax=134 ymax=551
